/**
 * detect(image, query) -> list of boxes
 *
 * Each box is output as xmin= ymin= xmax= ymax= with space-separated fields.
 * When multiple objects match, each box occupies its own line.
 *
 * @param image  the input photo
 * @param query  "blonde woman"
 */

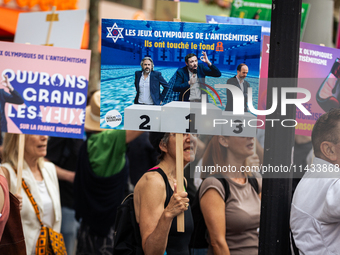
xmin=1 ymin=134 xmax=61 ymax=255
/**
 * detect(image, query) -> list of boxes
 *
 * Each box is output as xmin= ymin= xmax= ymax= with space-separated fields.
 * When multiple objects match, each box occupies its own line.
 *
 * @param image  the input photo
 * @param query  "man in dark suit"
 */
xmin=134 ymin=57 xmax=169 ymax=105
xmin=173 ymin=52 xmax=221 ymax=102
xmin=0 ymin=74 xmax=24 ymax=132
xmin=225 ymin=63 xmax=250 ymax=112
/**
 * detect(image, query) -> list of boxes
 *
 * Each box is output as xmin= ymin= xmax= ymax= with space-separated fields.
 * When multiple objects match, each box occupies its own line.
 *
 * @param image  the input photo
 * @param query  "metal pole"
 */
xmin=259 ymin=0 xmax=302 ymax=254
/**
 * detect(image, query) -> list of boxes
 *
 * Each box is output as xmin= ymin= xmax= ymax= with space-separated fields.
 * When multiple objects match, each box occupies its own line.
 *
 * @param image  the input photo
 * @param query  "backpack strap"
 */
xmin=148 ymin=167 xmax=168 ymax=186
xmin=149 ymin=167 xmax=188 ymax=189
xmin=148 ymin=167 xmax=172 ymax=207
xmin=206 ymin=174 xmax=230 ymax=202
xmin=206 ymin=174 xmax=259 ymax=201
xmin=248 ymin=175 xmax=259 ymax=194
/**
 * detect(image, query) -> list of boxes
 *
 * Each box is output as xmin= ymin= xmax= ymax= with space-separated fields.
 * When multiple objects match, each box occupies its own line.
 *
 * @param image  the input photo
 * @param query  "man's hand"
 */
xmin=200 ymin=51 xmax=212 ymax=66
xmin=1 ymin=75 xmax=14 ymax=91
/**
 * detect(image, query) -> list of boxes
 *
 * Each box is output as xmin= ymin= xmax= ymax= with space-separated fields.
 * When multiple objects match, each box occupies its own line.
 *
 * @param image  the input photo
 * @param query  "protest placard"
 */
xmin=0 ymin=41 xmax=91 ymax=139
xmin=258 ymin=35 xmax=340 ymax=136
xmin=101 ymin=19 xmax=261 ymax=136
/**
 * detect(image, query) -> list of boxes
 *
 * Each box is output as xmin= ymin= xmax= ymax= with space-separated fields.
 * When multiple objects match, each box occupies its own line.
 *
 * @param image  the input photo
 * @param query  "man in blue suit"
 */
xmin=134 ymin=57 xmax=169 ymax=105
xmin=0 ymin=75 xmax=24 ymax=133
xmin=173 ymin=52 xmax=221 ymax=102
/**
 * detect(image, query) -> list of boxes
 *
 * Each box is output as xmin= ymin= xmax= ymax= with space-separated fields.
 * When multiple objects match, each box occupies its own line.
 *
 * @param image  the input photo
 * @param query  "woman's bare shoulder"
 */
xmin=135 ymin=171 xmax=166 ymax=194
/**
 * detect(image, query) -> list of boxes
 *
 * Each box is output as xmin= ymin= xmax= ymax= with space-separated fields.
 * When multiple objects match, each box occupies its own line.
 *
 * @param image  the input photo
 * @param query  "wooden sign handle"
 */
xmin=173 ymin=1 xmax=181 ymax=22
xmin=45 ymin=6 xmax=57 ymax=46
xmin=176 ymin=133 xmax=184 ymax=232
xmin=16 ymin=134 xmax=25 ymax=194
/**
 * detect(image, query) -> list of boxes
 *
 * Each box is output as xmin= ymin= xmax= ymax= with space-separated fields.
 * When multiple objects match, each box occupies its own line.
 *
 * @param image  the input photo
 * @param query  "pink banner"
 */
xmin=0 ymin=41 xmax=91 ymax=138
xmin=259 ymin=35 xmax=340 ymax=136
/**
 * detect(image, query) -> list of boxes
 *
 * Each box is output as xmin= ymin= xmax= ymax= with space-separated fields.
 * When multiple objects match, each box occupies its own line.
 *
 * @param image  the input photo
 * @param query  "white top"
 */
xmin=188 ymin=69 xmax=201 ymax=100
xmin=36 ymin=180 xmax=55 ymax=228
xmin=2 ymin=162 xmax=61 ymax=255
xmin=138 ymin=73 xmax=154 ymax=105
xmin=290 ymin=157 xmax=340 ymax=255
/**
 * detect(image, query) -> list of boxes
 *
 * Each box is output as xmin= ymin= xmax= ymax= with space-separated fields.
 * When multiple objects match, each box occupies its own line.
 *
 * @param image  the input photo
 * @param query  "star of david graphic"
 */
xmin=107 ymin=23 xmax=124 ymax=43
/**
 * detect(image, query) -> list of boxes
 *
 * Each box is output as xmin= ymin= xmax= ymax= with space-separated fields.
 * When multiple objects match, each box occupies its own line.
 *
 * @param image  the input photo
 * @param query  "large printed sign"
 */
xmin=0 ymin=41 xmax=91 ymax=138
xmin=101 ymin=19 xmax=261 ymax=136
xmin=258 ymin=36 xmax=340 ymax=136
xmin=14 ymin=10 xmax=86 ymax=49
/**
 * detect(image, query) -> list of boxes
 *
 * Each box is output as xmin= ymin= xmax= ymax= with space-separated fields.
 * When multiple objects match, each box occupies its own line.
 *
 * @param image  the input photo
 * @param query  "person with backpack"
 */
xmin=133 ymin=132 xmax=197 ymax=255
xmin=196 ymin=136 xmax=262 ymax=255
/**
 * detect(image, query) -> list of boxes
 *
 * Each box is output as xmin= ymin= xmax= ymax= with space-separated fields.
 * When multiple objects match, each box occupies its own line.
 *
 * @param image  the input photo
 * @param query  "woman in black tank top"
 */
xmin=134 ymin=132 xmax=197 ymax=255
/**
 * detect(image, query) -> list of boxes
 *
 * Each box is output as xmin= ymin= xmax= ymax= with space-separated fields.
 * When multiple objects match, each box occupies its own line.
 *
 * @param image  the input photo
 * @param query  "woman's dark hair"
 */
xmin=149 ymin=132 xmax=170 ymax=161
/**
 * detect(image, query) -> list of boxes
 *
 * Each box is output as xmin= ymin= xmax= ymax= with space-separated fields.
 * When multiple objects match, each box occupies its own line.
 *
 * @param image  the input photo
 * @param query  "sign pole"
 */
xmin=176 ymin=133 xmax=185 ymax=232
xmin=16 ymin=5 xmax=58 ymax=194
xmin=16 ymin=134 xmax=25 ymax=194
xmin=172 ymin=1 xmax=184 ymax=233
xmin=45 ymin=6 xmax=58 ymax=46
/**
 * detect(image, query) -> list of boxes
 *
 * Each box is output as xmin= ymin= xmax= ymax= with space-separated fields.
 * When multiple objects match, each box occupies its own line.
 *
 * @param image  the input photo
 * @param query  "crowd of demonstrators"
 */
xmin=1 ymin=134 xmax=61 ymax=255
xmin=197 ymin=136 xmax=261 ymax=255
xmin=73 ymin=90 xmax=142 ymax=254
xmin=5 ymin=87 xmax=340 ymax=255
xmin=291 ymin=109 xmax=340 ymax=254
xmin=133 ymin=132 xmax=197 ymax=255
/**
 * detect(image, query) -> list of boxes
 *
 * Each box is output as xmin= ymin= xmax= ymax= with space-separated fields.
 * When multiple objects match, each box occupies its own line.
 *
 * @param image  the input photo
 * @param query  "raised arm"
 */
xmin=200 ymin=51 xmax=221 ymax=77
xmin=200 ymin=188 xmax=230 ymax=255
xmin=201 ymin=64 xmax=222 ymax=77
xmin=135 ymin=172 xmax=189 ymax=255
